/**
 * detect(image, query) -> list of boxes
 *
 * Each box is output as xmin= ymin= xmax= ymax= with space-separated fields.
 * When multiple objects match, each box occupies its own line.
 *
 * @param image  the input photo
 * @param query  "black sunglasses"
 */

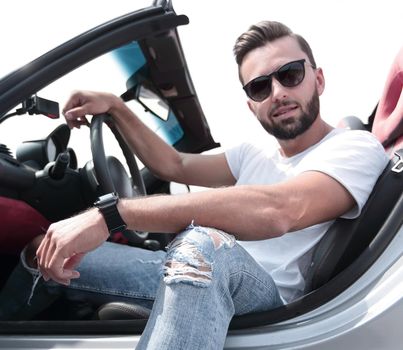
xmin=243 ymin=59 xmax=313 ymax=102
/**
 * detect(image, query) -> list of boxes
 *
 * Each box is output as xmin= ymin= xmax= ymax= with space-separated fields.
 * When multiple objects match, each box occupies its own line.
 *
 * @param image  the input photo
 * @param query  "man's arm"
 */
xmin=36 ymin=170 xmax=354 ymax=284
xmin=63 ymin=90 xmax=236 ymax=188
xmin=118 ymin=171 xmax=354 ymax=237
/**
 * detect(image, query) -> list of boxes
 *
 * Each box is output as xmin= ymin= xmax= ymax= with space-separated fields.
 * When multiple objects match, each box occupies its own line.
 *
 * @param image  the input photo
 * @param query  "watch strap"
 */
xmin=95 ymin=193 xmax=127 ymax=235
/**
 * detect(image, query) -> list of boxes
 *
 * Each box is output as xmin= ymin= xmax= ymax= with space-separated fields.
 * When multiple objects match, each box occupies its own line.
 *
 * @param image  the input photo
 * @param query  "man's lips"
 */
xmin=272 ymin=104 xmax=299 ymax=118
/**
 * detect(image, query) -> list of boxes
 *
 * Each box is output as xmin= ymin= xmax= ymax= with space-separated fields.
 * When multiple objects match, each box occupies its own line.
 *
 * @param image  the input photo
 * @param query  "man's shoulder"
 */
xmin=324 ymin=129 xmax=385 ymax=153
xmin=304 ymin=128 xmax=388 ymax=168
xmin=330 ymin=128 xmax=379 ymax=143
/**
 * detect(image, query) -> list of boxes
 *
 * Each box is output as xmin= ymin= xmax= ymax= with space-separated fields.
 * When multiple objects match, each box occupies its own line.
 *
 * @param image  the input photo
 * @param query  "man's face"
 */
xmin=240 ymin=36 xmax=325 ymax=140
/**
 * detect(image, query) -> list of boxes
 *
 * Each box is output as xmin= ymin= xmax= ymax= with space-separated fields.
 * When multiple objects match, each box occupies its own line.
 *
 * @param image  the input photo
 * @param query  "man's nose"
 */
xmin=270 ymin=77 xmax=288 ymax=102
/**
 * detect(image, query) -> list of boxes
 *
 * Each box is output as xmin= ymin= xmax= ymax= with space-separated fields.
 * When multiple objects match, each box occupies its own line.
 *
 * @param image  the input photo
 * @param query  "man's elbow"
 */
xmin=253 ymin=209 xmax=293 ymax=239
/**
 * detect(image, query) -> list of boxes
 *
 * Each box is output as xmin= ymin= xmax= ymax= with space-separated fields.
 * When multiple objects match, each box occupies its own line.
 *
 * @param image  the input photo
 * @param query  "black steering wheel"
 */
xmin=90 ymin=113 xmax=148 ymax=244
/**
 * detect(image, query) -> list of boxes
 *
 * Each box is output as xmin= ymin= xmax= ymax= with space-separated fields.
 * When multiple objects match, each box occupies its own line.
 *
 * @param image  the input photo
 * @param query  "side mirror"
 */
xmin=137 ymin=85 xmax=170 ymax=121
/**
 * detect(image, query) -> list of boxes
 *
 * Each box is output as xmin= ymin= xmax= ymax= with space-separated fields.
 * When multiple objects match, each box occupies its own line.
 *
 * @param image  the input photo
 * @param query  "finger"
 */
xmin=62 ymin=90 xmax=85 ymax=114
xmin=43 ymin=240 xmax=59 ymax=279
xmin=66 ymin=118 xmax=86 ymax=130
xmin=69 ymin=118 xmax=89 ymax=129
xmin=63 ymin=253 xmax=85 ymax=273
xmin=52 ymin=268 xmax=80 ymax=286
xmin=44 ymin=248 xmax=73 ymax=285
xmin=77 ymin=115 xmax=90 ymax=127
xmin=65 ymin=110 xmax=91 ymax=129
xmin=38 ymin=224 xmax=62 ymax=282
xmin=64 ymin=107 xmax=88 ymax=121
xmin=64 ymin=106 xmax=86 ymax=118
xmin=36 ymin=234 xmax=52 ymax=281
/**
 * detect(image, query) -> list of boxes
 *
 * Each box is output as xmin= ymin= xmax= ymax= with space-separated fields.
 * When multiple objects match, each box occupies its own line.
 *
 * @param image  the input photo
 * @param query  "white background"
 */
xmin=0 ymin=0 xmax=402 ymax=152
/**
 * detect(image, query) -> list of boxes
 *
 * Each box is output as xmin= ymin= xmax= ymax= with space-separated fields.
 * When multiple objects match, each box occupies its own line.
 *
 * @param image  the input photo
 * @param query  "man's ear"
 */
xmin=315 ymin=67 xmax=325 ymax=96
xmin=247 ymin=100 xmax=257 ymax=116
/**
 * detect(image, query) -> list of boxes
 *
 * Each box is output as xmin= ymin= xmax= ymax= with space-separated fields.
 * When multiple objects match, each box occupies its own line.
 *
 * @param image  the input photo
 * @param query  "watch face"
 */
xmin=94 ymin=192 xmax=126 ymax=235
xmin=96 ymin=192 xmax=118 ymax=208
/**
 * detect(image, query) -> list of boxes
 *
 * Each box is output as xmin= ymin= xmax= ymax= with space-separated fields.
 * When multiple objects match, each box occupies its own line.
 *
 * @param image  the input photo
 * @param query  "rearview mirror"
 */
xmin=137 ymin=85 xmax=170 ymax=121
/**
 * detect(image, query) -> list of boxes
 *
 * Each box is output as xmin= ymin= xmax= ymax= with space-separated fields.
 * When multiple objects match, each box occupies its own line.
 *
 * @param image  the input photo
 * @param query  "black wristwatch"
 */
xmin=94 ymin=192 xmax=127 ymax=235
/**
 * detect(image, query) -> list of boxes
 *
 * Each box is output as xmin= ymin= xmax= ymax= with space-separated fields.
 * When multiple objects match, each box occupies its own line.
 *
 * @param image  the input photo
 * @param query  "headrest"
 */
xmin=372 ymin=46 xmax=403 ymax=155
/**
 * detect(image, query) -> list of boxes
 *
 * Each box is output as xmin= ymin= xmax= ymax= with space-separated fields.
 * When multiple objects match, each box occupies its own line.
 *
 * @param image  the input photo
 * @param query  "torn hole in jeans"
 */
xmin=164 ymin=239 xmax=212 ymax=287
xmin=163 ymin=226 xmax=235 ymax=287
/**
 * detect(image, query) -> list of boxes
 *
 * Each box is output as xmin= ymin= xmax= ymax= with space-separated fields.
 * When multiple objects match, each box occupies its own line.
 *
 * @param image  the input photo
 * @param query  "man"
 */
xmin=0 ymin=21 xmax=388 ymax=349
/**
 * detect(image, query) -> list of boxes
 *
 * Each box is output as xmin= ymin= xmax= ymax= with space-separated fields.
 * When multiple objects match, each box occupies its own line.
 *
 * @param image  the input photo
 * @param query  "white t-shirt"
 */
xmin=225 ymin=129 xmax=389 ymax=303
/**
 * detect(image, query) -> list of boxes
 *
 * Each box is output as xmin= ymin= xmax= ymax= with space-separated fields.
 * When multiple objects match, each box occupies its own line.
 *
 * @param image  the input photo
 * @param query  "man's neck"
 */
xmin=278 ymin=117 xmax=334 ymax=157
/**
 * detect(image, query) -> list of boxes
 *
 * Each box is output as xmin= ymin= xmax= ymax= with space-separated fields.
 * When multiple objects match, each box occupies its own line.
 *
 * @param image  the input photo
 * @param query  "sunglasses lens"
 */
xmin=243 ymin=60 xmax=307 ymax=102
xmin=277 ymin=61 xmax=305 ymax=87
xmin=245 ymin=76 xmax=272 ymax=102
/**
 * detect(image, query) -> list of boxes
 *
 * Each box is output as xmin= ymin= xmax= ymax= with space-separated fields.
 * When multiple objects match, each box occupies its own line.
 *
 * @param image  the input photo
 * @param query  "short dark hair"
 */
xmin=233 ymin=21 xmax=317 ymax=82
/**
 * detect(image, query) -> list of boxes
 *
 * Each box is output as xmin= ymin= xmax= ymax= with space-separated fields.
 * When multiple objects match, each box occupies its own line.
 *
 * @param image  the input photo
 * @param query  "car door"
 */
xmin=0 ymin=1 xmax=219 ymax=347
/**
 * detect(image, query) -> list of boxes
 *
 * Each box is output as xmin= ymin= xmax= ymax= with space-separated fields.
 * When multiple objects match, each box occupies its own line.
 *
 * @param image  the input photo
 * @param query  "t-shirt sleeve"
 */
xmin=298 ymin=130 xmax=389 ymax=219
xmin=225 ymin=143 xmax=259 ymax=180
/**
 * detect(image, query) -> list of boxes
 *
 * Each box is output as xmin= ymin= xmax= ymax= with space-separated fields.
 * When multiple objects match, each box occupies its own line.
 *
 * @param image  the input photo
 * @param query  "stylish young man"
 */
xmin=0 ymin=21 xmax=388 ymax=350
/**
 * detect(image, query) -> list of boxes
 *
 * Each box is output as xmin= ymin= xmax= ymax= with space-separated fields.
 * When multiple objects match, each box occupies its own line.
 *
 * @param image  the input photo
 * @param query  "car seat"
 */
xmin=0 ymin=196 xmax=50 ymax=255
xmin=304 ymin=150 xmax=402 ymax=291
xmin=305 ymin=45 xmax=403 ymax=291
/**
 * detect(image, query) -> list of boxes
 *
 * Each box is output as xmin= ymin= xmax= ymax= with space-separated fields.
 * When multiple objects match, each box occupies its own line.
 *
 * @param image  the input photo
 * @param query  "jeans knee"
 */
xmin=163 ymin=225 xmax=236 ymax=287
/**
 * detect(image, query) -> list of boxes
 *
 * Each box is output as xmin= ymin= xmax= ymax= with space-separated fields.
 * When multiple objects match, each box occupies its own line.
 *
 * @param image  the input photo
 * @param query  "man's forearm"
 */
xmin=116 ymin=170 xmax=356 ymax=241
xmin=118 ymin=185 xmax=291 ymax=241
xmin=106 ymin=96 xmax=236 ymax=188
xmin=108 ymin=96 xmax=184 ymax=182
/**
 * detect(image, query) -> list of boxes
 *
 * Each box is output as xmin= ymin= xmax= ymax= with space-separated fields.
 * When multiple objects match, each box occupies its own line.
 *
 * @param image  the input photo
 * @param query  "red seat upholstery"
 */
xmin=0 ymin=197 xmax=50 ymax=255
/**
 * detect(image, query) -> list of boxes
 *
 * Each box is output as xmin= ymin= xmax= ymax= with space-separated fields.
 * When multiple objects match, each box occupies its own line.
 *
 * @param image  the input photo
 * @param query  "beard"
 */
xmin=259 ymin=89 xmax=320 ymax=140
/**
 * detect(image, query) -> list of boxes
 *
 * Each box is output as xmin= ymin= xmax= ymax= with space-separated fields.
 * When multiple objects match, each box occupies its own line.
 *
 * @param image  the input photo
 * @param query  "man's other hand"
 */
xmin=36 ymin=208 xmax=109 ymax=285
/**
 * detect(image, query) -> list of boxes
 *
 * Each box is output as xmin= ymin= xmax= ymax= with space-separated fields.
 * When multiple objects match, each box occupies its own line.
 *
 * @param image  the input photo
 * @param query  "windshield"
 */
xmin=0 ymin=41 xmax=184 ymax=168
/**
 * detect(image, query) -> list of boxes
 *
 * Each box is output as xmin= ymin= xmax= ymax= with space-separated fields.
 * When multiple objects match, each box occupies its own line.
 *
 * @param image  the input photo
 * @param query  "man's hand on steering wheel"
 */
xmin=63 ymin=90 xmax=120 ymax=129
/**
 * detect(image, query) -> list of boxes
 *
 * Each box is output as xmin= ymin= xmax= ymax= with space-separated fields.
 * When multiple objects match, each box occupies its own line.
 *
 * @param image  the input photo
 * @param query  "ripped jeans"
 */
xmin=0 ymin=225 xmax=282 ymax=349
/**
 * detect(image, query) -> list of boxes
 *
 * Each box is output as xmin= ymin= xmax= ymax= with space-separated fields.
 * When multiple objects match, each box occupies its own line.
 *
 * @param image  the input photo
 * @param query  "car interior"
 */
xmin=0 ymin=0 xmax=402 ymax=337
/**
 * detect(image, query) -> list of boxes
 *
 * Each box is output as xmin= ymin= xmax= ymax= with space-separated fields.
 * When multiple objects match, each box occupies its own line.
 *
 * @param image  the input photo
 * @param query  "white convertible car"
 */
xmin=0 ymin=1 xmax=402 ymax=349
